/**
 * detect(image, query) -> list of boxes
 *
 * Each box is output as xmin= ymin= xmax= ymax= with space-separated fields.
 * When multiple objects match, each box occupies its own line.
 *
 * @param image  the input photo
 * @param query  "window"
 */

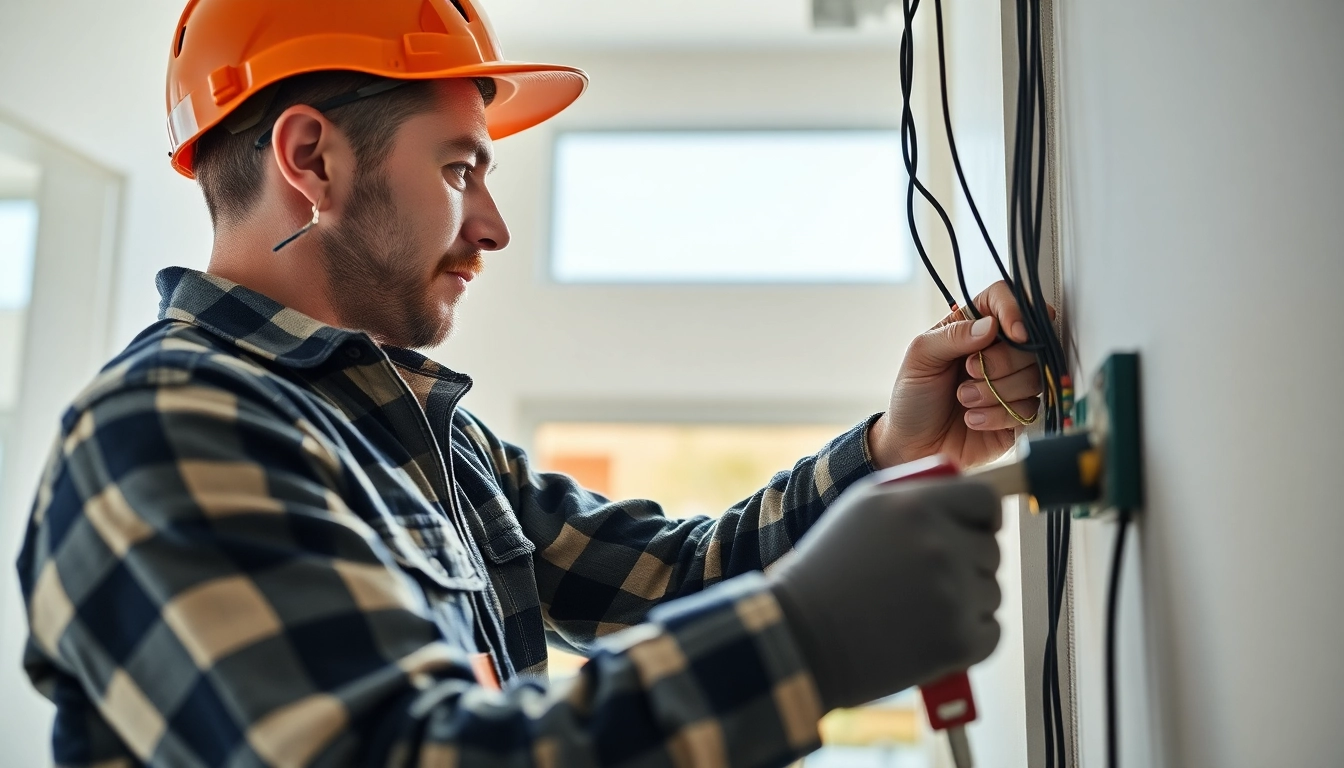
xmin=534 ymin=420 xmax=940 ymax=765
xmin=550 ymin=130 xmax=912 ymax=284
xmin=0 ymin=175 xmax=41 ymax=563
xmin=0 ymin=197 xmax=38 ymax=420
xmin=0 ymin=199 xmax=38 ymax=311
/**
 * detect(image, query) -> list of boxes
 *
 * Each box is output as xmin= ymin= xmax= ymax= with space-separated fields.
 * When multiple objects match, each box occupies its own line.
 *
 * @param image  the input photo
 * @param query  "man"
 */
xmin=17 ymin=1 xmax=1046 ymax=765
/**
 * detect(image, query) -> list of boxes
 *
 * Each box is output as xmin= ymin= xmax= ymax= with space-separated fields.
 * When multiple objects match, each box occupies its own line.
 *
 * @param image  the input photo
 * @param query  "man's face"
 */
xmin=316 ymin=79 xmax=509 ymax=349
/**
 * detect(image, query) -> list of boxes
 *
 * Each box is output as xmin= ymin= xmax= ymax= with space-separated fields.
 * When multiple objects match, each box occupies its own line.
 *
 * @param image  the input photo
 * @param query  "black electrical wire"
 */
xmin=1013 ymin=1 xmax=1076 ymax=763
xmin=1043 ymin=512 xmax=1061 ymax=767
xmin=1008 ymin=9 xmax=1067 ymax=760
xmin=905 ymin=0 xmax=1041 ymax=353
xmin=899 ymin=0 xmax=1074 ymax=762
xmin=1105 ymin=509 xmax=1132 ymax=768
xmin=900 ymin=0 xmax=960 ymax=311
xmin=1046 ymin=505 xmax=1072 ymax=762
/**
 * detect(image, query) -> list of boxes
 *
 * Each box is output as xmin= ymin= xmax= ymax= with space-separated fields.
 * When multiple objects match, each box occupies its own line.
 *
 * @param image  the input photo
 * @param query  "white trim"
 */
xmin=167 ymin=93 xmax=198 ymax=152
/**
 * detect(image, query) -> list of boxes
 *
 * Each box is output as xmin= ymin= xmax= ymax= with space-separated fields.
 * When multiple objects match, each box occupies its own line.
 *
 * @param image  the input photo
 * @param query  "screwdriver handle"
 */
xmin=868 ymin=454 xmax=962 ymax=488
xmin=921 ymin=670 xmax=977 ymax=729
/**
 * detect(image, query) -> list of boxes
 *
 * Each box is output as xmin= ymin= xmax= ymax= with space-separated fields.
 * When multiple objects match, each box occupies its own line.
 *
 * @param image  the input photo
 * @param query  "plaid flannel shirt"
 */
xmin=17 ymin=267 xmax=881 ymax=768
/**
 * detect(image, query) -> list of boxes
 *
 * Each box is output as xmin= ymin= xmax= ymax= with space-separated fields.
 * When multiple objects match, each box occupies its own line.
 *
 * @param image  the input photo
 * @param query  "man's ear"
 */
xmin=269 ymin=106 xmax=350 ymax=211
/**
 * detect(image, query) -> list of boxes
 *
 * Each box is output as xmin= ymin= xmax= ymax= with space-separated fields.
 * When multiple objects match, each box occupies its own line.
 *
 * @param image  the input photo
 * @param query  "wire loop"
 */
xmin=977 ymin=350 xmax=1038 ymax=426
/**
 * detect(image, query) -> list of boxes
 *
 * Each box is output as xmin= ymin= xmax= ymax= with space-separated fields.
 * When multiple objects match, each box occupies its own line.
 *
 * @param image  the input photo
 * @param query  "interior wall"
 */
xmin=1054 ymin=3 xmax=1344 ymax=766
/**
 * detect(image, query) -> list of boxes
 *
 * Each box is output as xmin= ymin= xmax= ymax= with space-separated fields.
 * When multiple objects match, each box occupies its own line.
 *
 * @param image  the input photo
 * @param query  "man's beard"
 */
xmin=316 ymin=166 xmax=479 ymax=349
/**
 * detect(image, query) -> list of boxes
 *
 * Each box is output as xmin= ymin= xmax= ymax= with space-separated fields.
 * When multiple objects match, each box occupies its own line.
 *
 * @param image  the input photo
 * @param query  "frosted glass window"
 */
xmin=0 ymin=200 xmax=39 ymax=310
xmin=551 ymin=131 xmax=912 ymax=283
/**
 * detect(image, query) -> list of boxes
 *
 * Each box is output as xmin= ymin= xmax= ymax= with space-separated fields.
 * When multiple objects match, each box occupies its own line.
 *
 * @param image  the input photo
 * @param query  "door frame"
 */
xmin=0 ymin=111 xmax=124 ymax=767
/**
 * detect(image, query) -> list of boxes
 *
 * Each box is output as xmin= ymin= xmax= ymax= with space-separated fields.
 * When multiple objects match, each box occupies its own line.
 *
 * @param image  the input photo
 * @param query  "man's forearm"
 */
xmin=374 ymin=575 xmax=823 ymax=768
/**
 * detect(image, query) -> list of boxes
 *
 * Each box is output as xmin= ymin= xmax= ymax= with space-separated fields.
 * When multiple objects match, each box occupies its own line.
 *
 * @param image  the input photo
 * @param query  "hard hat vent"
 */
xmin=175 ymin=25 xmax=187 ymax=57
xmin=449 ymin=0 xmax=470 ymax=22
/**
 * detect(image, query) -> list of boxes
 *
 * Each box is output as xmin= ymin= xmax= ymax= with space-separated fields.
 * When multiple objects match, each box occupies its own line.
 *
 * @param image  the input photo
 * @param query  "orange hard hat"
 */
xmin=165 ymin=0 xmax=587 ymax=178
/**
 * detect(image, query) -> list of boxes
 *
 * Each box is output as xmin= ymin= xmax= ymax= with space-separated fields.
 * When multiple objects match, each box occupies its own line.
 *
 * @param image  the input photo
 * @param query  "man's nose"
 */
xmin=466 ymin=190 xmax=510 ymax=251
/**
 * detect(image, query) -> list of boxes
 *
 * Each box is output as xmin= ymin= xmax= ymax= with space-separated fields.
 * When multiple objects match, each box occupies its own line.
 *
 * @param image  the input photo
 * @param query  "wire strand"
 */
xmin=899 ymin=3 xmax=1074 ymax=761
xmin=1105 ymin=509 xmax=1132 ymax=768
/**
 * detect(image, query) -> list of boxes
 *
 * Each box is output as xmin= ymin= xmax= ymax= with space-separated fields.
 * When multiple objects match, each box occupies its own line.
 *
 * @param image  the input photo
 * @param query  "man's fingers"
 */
xmin=963 ymin=530 xmax=1002 ymax=576
xmin=958 ymin=366 xmax=1042 ymax=409
xmin=971 ymin=281 xmax=1059 ymax=343
xmin=967 ymin=341 xmax=1039 ymax=381
xmin=977 ymin=578 xmax=1003 ymax=619
xmin=968 ymin=616 xmax=1002 ymax=665
xmin=906 ymin=316 xmax=999 ymax=373
xmin=972 ymin=282 xmax=1028 ymax=342
xmin=964 ymin=398 xmax=1041 ymax=432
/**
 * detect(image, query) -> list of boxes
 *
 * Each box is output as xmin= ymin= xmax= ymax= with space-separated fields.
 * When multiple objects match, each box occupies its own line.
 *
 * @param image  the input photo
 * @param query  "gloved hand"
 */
xmin=767 ymin=477 xmax=1003 ymax=711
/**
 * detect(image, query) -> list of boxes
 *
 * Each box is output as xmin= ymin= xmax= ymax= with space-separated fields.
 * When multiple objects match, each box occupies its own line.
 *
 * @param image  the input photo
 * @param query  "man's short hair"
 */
xmin=193 ymin=71 xmax=492 ymax=227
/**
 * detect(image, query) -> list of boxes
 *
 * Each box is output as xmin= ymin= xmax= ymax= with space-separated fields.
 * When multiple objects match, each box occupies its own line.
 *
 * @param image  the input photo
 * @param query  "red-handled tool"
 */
xmin=871 ymin=455 xmax=978 ymax=768
xmin=866 ymin=434 xmax=1110 ymax=768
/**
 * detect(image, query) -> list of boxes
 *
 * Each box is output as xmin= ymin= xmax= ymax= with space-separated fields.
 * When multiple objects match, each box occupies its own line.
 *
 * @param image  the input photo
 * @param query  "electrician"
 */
xmin=16 ymin=1 xmax=1045 ymax=765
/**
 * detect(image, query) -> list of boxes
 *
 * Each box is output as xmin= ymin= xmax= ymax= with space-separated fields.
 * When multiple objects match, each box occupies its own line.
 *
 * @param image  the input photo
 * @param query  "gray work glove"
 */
xmin=768 ymin=478 xmax=1003 ymax=711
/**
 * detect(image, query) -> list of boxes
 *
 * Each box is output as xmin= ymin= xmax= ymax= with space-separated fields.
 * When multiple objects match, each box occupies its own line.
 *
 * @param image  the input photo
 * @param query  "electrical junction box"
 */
xmin=1072 ymin=353 xmax=1144 ymax=520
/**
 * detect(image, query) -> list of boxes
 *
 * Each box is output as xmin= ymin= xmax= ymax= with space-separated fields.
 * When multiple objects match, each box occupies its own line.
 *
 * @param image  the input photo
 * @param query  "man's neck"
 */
xmin=207 ymin=226 xmax=343 ymax=329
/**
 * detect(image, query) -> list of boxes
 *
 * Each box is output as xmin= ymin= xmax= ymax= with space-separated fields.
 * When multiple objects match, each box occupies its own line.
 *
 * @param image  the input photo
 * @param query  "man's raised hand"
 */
xmin=868 ymin=281 xmax=1050 ymax=470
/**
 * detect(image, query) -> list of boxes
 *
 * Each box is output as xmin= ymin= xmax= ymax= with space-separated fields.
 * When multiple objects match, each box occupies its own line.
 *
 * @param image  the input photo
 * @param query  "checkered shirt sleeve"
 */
xmin=18 ymin=376 xmax=833 ymax=767
xmin=454 ymin=412 xmax=882 ymax=650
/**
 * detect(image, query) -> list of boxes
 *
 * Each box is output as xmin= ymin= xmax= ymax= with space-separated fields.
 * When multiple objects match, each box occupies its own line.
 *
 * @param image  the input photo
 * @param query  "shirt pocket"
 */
xmin=371 ymin=493 xmax=486 ymax=593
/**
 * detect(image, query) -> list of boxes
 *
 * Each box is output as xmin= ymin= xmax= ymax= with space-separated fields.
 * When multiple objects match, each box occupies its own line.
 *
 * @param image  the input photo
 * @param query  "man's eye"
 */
xmin=445 ymin=163 xmax=471 ymax=182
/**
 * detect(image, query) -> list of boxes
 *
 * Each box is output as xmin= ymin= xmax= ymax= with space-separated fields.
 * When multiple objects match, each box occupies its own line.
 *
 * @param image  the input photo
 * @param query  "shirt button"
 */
xmin=343 ymin=345 xmax=363 ymax=361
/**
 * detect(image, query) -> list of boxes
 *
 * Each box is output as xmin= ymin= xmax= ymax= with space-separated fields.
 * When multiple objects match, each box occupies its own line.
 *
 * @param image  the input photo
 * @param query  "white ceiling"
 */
xmin=483 ymin=0 xmax=904 ymax=50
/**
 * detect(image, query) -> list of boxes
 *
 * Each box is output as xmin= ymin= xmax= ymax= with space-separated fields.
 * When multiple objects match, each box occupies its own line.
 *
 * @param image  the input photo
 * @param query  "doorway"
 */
xmin=0 ymin=114 xmax=124 ymax=766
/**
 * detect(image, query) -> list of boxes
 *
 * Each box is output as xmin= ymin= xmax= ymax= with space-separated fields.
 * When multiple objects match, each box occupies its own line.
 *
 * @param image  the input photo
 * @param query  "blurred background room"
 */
xmin=0 ymin=1 xmax=1025 ymax=765
xmin=3 ymin=1 xmax=1342 ymax=767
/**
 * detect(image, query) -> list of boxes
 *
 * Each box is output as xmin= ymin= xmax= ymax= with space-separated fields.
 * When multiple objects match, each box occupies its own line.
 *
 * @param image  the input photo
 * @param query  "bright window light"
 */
xmin=551 ymin=131 xmax=912 ymax=284
xmin=0 ymin=200 xmax=39 ymax=310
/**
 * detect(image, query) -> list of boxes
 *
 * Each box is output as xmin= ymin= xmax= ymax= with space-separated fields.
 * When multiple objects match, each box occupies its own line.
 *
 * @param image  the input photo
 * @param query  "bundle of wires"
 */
xmin=898 ymin=0 xmax=1075 ymax=764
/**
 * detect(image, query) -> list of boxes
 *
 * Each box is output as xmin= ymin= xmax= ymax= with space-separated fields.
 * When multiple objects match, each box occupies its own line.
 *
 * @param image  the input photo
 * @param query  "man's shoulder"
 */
xmin=64 ymin=320 xmax=288 ymax=429
xmin=451 ymin=406 xmax=523 ymax=457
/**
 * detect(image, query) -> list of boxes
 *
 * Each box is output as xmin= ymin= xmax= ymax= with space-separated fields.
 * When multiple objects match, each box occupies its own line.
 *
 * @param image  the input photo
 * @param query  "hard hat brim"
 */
xmin=386 ymin=61 xmax=588 ymax=141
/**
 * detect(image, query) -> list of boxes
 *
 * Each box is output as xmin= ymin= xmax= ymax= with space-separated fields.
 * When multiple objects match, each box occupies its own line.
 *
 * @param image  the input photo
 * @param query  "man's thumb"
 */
xmin=907 ymin=316 xmax=997 ymax=371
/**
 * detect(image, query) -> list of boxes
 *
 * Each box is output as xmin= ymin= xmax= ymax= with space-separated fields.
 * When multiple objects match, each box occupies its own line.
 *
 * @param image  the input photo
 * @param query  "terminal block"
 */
xmin=1072 ymin=352 xmax=1143 ymax=519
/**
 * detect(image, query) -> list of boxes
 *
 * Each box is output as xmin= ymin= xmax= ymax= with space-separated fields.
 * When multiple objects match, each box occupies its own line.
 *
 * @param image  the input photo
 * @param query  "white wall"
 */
xmin=1055 ymin=3 xmax=1344 ymax=766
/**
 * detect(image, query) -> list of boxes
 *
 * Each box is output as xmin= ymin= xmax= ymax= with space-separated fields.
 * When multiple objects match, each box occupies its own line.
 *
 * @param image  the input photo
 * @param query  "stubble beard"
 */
xmin=316 ymin=165 xmax=471 ymax=350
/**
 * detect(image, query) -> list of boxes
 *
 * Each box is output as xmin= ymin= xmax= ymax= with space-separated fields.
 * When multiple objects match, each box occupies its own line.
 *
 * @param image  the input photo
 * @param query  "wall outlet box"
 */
xmin=1072 ymin=352 xmax=1143 ymax=519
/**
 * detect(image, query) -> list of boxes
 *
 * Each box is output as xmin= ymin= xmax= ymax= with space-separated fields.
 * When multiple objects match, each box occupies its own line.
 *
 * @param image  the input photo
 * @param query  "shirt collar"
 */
xmin=156 ymin=266 xmax=372 ymax=369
